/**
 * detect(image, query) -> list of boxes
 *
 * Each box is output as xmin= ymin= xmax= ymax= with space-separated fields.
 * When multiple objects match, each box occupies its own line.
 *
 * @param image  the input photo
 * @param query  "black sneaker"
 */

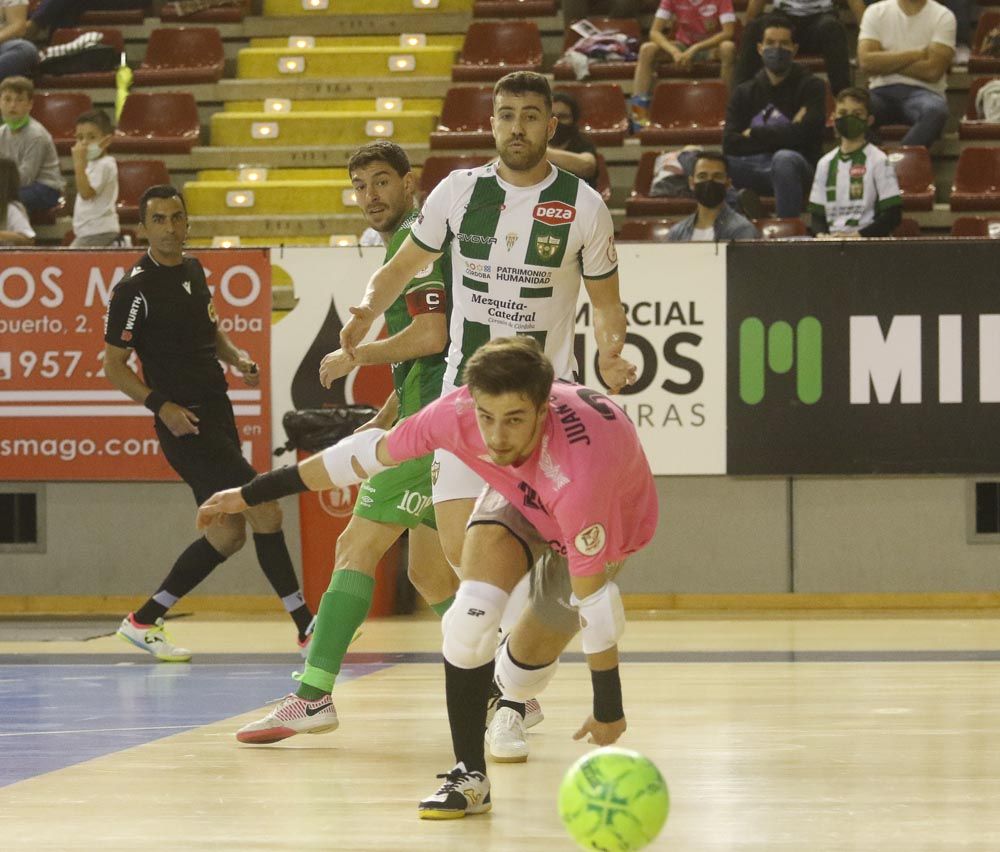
xmin=418 ymin=762 xmax=492 ymax=820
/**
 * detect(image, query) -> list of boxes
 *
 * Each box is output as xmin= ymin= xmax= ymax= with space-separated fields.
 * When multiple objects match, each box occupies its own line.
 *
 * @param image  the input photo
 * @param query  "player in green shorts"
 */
xmin=234 ymin=140 xmax=457 ymax=743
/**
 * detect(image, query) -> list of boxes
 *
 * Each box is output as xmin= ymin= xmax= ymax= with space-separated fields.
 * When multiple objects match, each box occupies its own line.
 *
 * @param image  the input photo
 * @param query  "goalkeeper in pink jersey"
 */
xmin=197 ymin=336 xmax=659 ymax=820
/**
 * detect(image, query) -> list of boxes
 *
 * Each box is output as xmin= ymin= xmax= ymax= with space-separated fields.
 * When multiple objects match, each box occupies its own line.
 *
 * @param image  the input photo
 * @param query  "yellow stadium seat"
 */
xmin=210 ymin=110 xmax=437 ymax=146
xmin=224 ymin=98 xmax=442 ymax=114
xmin=249 ymin=35 xmax=464 ymax=50
xmin=237 ymin=45 xmax=457 ymax=79
xmin=185 ymin=180 xmax=358 ymax=216
xmin=263 ymin=0 xmax=472 ymax=14
xmin=197 ymin=168 xmax=351 ymax=182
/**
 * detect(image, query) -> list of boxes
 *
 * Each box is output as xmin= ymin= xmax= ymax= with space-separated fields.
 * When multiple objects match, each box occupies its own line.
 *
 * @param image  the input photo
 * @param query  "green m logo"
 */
xmin=739 ymin=317 xmax=823 ymax=404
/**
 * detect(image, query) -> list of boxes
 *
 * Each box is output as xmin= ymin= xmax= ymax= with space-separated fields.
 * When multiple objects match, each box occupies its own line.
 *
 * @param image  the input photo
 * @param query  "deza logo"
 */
xmin=739 ymin=317 xmax=822 ymax=405
xmin=532 ymin=201 xmax=576 ymax=226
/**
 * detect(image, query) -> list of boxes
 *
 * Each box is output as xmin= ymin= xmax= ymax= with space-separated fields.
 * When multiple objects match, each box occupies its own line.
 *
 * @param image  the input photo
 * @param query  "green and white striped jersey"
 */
xmin=409 ymin=162 xmax=617 ymax=386
xmin=808 ymin=143 xmax=901 ymax=234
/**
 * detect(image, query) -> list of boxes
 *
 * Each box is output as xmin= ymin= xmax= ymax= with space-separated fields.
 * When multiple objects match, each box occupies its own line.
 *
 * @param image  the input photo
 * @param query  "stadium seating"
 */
xmin=30 ymin=91 xmax=93 ymax=155
xmin=237 ymin=46 xmax=457 ymax=80
xmin=185 ymin=180 xmax=357 ymax=216
xmin=452 ymin=21 xmax=543 ymax=82
xmin=262 ymin=0 xmax=473 ymax=13
xmin=430 ymin=87 xmax=494 ymax=149
xmin=950 ymin=216 xmax=1000 ymax=236
xmin=969 ymin=12 xmax=1000 ymax=74
xmin=553 ymin=18 xmax=642 ymax=81
xmin=134 ymin=28 xmax=225 ymax=85
xmin=754 ymin=218 xmax=808 ymax=239
xmin=80 ymin=6 xmax=146 ymax=25
xmin=893 ymin=218 xmax=922 ymax=237
xmin=553 ymin=84 xmax=629 ymax=146
xmin=160 ymin=0 xmax=249 ymax=22
xmin=950 ymin=147 xmax=1000 ymax=210
xmin=593 ymin=153 xmax=612 ymax=202
xmin=626 ymin=151 xmax=696 ymax=216
xmin=37 ymin=28 xmax=124 ymax=89
xmin=117 ymin=160 xmax=171 ymax=223
xmin=885 ymin=146 xmax=936 ymax=211
xmin=419 ymin=155 xmax=491 ymax=198
xmin=473 ymin=0 xmax=557 ymax=16
xmin=639 ymin=81 xmax=728 ymax=145
xmin=111 ymin=92 xmax=200 ymax=154
xmin=212 ymin=110 xmax=436 ymax=147
xmin=616 ymin=219 xmax=676 ymax=241
xmin=959 ymin=77 xmax=1000 ymax=139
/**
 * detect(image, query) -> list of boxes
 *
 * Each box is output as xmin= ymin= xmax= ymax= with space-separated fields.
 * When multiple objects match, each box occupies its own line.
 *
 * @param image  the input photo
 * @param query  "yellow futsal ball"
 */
xmin=558 ymin=747 xmax=669 ymax=851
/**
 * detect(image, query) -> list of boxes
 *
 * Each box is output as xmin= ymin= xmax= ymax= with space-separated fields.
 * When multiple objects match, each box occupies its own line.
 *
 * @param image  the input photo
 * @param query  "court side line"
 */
xmin=0 ymin=724 xmax=198 ymax=738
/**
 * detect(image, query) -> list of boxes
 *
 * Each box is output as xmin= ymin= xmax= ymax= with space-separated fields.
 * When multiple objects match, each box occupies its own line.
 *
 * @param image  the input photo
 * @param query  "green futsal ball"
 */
xmin=558 ymin=747 xmax=669 ymax=851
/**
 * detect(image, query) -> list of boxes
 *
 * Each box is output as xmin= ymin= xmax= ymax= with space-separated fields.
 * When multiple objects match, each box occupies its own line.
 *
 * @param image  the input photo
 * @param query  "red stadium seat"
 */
xmin=893 ymin=217 xmax=922 ymax=237
xmin=160 ymin=0 xmax=249 ymax=22
xmin=626 ymin=151 xmax=696 ymax=216
xmin=419 ymin=155 xmax=491 ymax=198
xmin=885 ymin=146 xmax=935 ymax=211
xmin=30 ymin=91 xmax=93 ymax=155
xmin=553 ymin=84 xmax=629 ymax=146
xmin=754 ymin=217 xmax=807 ymax=238
xmin=134 ymin=28 xmax=225 ymax=85
xmin=970 ymin=12 xmax=1000 ymax=74
xmin=616 ymin=219 xmax=676 ymax=241
xmin=116 ymin=159 xmax=171 ymax=223
xmin=111 ymin=92 xmax=200 ymax=153
xmin=950 ymin=147 xmax=1000 ymax=210
xmin=37 ymin=28 xmax=125 ymax=89
xmin=429 ymin=87 xmax=495 ymax=150
xmin=452 ymin=21 xmax=543 ymax=82
xmin=473 ymin=0 xmax=557 ymax=16
xmin=553 ymin=18 xmax=642 ymax=81
xmin=950 ymin=216 xmax=1000 ymax=236
xmin=639 ymin=81 xmax=728 ymax=145
xmin=959 ymin=77 xmax=1000 ymax=140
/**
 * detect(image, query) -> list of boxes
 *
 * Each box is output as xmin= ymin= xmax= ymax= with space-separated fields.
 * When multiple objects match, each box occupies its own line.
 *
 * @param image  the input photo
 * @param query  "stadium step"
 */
xmin=262 ymin=0 xmax=472 ymax=15
xmin=185 ymin=179 xmax=359 ymax=216
xmin=210 ymin=110 xmax=437 ymax=147
xmin=249 ymin=35 xmax=464 ymax=50
xmin=236 ymin=46 xmax=457 ymax=78
xmin=223 ymin=98 xmax=442 ymax=114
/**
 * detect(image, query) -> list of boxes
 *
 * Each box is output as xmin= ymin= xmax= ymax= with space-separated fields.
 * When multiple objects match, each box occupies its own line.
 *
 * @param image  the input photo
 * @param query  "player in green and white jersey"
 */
xmin=809 ymin=87 xmax=902 ymax=238
xmin=338 ymin=72 xmax=637 ymax=767
xmin=234 ymin=141 xmax=459 ymax=745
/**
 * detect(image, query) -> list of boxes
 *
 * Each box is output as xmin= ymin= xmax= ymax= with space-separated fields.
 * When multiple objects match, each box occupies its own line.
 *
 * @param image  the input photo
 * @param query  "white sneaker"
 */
xmin=486 ymin=691 xmax=544 ymax=730
xmin=235 ymin=693 xmax=339 ymax=744
xmin=485 ymin=706 xmax=528 ymax=763
xmin=116 ymin=613 xmax=192 ymax=662
xmin=418 ymin=762 xmax=491 ymax=819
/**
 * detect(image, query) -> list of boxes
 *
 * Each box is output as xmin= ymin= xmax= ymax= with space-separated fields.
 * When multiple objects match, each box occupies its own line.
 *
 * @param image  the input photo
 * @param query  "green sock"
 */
xmin=294 ymin=569 xmax=374 ymax=700
xmin=429 ymin=595 xmax=455 ymax=618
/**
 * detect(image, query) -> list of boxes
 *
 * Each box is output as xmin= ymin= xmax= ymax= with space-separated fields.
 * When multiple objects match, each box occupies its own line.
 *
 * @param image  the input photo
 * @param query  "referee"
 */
xmin=103 ymin=185 xmax=312 ymax=661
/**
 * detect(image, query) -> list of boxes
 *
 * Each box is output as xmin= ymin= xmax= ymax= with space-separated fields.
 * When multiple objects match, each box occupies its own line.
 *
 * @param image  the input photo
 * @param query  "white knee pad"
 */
xmin=442 ymin=580 xmax=508 ymax=669
xmin=493 ymin=638 xmax=559 ymax=701
xmin=570 ymin=581 xmax=625 ymax=655
xmin=321 ymin=428 xmax=389 ymax=486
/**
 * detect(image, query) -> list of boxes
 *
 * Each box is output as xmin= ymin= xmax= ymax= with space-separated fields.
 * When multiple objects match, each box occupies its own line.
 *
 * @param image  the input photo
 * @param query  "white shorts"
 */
xmin=431 ymin=448 xmax=486 ymax=504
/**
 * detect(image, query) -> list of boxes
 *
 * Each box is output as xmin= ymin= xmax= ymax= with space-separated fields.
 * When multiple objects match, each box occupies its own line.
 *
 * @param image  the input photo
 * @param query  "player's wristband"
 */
xmin=143 ymin=390 xmax=168 ymax=415
xmin=591 ymin=666 xmax=624 ymax=724
xmin=240 ymin=465 xmax=308 ymax=506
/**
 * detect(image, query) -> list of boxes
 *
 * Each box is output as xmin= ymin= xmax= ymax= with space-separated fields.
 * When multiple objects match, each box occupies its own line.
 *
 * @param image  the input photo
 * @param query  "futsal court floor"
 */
xmin=2 ymin=610 xmax=1000 ymax=851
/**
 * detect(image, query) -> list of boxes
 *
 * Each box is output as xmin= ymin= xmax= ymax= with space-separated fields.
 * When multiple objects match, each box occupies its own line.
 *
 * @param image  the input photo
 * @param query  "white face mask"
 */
xmin=86 ymin=143 xmax=103 ymax=160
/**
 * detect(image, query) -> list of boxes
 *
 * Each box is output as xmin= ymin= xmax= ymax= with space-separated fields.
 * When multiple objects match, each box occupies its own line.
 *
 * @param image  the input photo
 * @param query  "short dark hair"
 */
xmin=76 ymin=108 xmax=114 ymax=136
xmin=835 ymin=87 xmax=871 ymax=112
xmin=0 ymin=76 xmax=33 ymax=99
xmin=692 ymin=149 xmax=728 ymax=173
xmin=139 ymin=184 xmax=186 ymax=223
xmin=493 ymin=71 xmax=552 ymax=113
xmin=462 ymin=336 xmax=555 ymax=410
xmin=552 ymin=91 xmax=580 ymax=124
xmin=347 ymin=140 xmax=411 ymax=178
xmin=760 ymin=13 xmax=797 ymax=42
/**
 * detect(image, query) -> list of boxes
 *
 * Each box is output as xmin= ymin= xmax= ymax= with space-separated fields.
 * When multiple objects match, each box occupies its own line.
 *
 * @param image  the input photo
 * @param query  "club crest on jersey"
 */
xmin=574 ymin=523 xmax=607 ymax=557
xmin=207 ymin=302 xmax=218 ymax=324
xmin=535 ymin=234 xmax=561 ymax=260
xmin=505 ymin=232 xmax=518 ymax=250
xmin=532 ymin=201 xmax=576 ymax=226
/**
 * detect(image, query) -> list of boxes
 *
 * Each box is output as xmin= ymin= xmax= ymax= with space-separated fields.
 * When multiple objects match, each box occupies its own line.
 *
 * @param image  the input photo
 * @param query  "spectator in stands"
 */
xmin=25 ymin=0 xmax=148 ymax=42
xmin=858 ymin=0 xmax=955 ymax=149
xmin=734 ymin=0 xmax=859 ymax=97
xmin=629 ymin=0 xmax=737 ymax=124
xmin=562 ymin=0 xmax=640 ymax=30
xmin=667 ymin=149 xmax=760 ymax=240
xmin=71 ymin=108 xmax=121 ymax=247
xmin=809 ymin=87 xmax=903 ymax=238
xmin=723 ymin=16 xmax=826 ymax=218
xmin=0 ymin=0 xmax=39 ymax=80
xmin=0 ymin=76 xmax=65 ymax=212
xmin=0 ymin=155 xmax=33 ymax=244
xmin=547 ymin=91 xmax=599 ymax=186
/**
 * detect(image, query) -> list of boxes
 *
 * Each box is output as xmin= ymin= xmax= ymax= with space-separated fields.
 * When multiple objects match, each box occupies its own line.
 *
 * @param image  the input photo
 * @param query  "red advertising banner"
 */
xmin=0 ymin=249 xmax=271 ymax=481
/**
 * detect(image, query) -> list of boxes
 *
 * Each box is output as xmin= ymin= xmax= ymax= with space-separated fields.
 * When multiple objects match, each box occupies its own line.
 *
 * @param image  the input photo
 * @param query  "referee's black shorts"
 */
xmin=155 ymin=395 xmax=258 ymax=505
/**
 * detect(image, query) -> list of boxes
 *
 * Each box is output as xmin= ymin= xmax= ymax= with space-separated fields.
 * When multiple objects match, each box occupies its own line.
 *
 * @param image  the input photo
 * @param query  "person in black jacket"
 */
xmin=722 ymin=15 xmax=826 ymax=218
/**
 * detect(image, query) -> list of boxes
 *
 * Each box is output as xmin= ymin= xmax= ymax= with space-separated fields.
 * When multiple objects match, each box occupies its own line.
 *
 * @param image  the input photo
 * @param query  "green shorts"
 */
xmin=353 ymin=454 xmax=437 ymax=530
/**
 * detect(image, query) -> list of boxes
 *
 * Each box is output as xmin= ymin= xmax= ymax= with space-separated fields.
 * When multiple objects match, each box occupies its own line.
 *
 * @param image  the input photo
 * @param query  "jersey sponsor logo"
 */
xmin=701 ymin=4 xmax=719 ymax=15
xmin=606 ymin=235 xmax=618 ymax=265
xmin=532 ymin=201 xmax=576 ymax=226
xmin=457 ymin=232 xmax=498 ymax=246
xmin=849 ymin=165 xmax=867 ymax=178
xmin=539 ymin=435 xmax=569 ymax=489
xmin=574 ymin=523 xmax=607 ymax=556
xmin=464 ymin=260 xmax=492 ymax=280
xmin=518 ymin=481 xmax=548 ymax=514
xmin=535 ymin=234 xmax=562 ymax=261
xmin=123 ymin=294 xmax=143 ymax=338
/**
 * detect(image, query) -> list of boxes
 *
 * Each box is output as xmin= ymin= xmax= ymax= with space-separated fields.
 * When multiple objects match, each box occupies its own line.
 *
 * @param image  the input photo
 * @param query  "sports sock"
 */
xmin=134 ymin=537 xmax=226 ymax=624
xmin=444 ymin=658 xmax=494 ymax=775
xmin=429 ymin=594 xmax=455 ymax=617
xmin=295 ymin=569 xmax=374 ymax=697
xmin=252 ymin=531 xmax=312 ymax=637
xmin=496 ymin=699 xmax=526 ymax=718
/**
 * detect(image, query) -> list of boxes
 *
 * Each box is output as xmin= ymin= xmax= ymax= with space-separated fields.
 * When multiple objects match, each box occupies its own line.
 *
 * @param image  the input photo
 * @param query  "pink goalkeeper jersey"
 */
xmin=656 ymin=0 xmax=736 ymax=47
xmin=385 ymin=381 xmax=659 ymax=577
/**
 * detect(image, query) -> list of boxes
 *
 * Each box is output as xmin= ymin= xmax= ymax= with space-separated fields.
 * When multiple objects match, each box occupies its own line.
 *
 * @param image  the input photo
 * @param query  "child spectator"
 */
xmin=0 ymin=75 xmax=64 ymax=212
xmin=0 ymin=155 xmax=34 ymax=244
xmin=71 ymin=108 xmax=120 ymax=247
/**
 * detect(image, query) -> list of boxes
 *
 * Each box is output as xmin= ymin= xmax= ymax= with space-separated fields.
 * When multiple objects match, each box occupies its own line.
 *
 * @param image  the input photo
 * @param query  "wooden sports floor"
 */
xmin=2 ymin=611 xmax=1000 ymax=851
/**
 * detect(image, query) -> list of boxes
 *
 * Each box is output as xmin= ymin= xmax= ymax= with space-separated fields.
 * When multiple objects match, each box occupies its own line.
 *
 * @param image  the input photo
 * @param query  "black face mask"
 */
xmin=761 ymin=45 xmax=794 ymax=74
xmin=834 ymin=114 xmax=868 ymax=140
xmin=693 ymin=179 xmax=727 ymax=209
xmin=551 ymin=122 xmax=574 ymax=146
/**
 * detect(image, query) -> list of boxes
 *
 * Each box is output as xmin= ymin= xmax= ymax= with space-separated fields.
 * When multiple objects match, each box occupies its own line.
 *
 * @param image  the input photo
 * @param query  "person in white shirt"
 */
xmin=0 ymin=153 xmax=33 ymax=245
xmin=858 ymin=0 xmax=955 ymax=148
xmin=70 ymin=108 xmax=121 ymax=247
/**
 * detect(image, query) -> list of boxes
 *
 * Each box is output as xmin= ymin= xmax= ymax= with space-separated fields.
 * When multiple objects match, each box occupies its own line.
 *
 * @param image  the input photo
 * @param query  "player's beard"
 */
xmin=498 ymin=134 xmax=547 ymax=173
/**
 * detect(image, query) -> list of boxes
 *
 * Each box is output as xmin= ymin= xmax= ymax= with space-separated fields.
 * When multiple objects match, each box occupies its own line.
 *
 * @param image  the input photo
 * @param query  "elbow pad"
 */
xmin=320 ymin=428 xmax=389 ymax=486
xmin=570 ymin=581 xmax=625 ymax=655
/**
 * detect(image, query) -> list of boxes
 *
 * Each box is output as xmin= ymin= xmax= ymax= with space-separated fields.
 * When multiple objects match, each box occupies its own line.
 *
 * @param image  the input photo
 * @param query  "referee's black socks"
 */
xmin=253 ymin=531 xmax=313 ymax=638
xmin=135 ymin=537 xmax=226 ymax=625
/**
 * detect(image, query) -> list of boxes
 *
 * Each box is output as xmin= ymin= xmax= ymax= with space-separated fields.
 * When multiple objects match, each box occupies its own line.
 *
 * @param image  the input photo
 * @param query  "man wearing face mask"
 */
xmin=667 ymin=150 xmax=760 ymax=241
xmin=546 ymin=92 xmax=599 ymax=188
xmin=808 ymin=87 xmax=902 ymax=238
xmin=723 ymin=16 xmax=826 ymax=219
